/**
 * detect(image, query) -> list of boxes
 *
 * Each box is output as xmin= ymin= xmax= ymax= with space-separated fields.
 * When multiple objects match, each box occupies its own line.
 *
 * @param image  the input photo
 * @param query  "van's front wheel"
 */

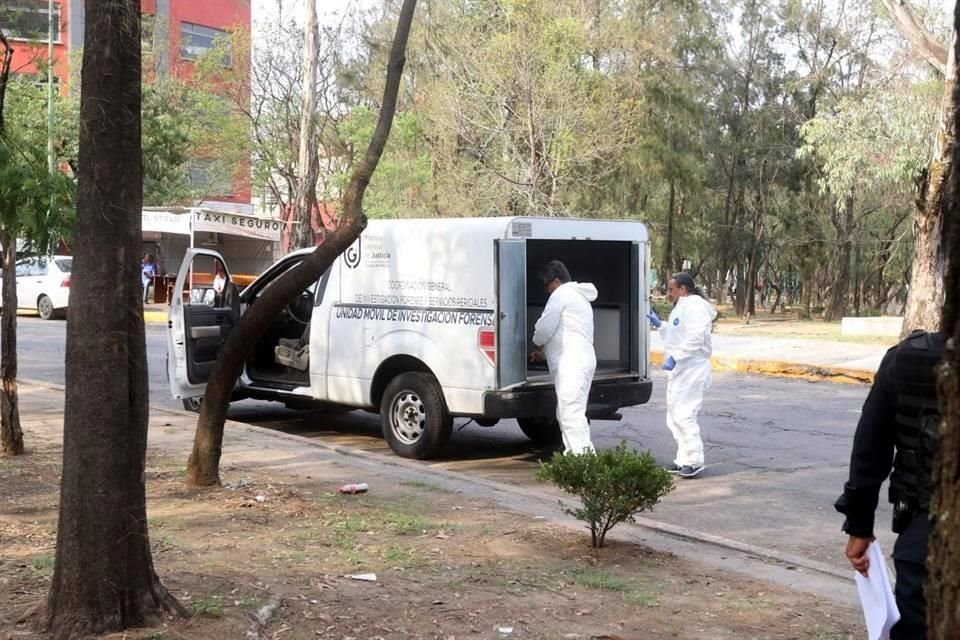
xmin=381 ymin=372 xmax=452 ymax=459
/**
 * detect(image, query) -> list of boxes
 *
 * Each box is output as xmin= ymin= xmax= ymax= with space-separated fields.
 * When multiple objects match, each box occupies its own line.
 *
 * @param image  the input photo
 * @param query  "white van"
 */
xmin=168 ymin=217 xmax=653 ymax=458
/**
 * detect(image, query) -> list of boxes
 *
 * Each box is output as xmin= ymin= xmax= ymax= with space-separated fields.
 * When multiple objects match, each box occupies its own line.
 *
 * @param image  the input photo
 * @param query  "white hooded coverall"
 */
xmin=532 ymin=281 xmax=598 ymax=454
xmin=658 ymin=294 xmax=717 ymax=467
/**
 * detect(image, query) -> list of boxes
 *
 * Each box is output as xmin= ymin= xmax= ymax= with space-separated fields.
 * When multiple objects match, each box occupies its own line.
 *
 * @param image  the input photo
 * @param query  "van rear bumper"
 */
xmin=481 ymin=378 xmax=653 ymax=419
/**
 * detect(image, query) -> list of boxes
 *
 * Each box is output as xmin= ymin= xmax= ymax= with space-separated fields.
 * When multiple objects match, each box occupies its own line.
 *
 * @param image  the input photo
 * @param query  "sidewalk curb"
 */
xmin=650 ymin=350 xmax=873 ymax=385
xmin=20 ymin=376 xmax=851 ymax=588
xmin=144 ymin=310 xmax=167 ymax=325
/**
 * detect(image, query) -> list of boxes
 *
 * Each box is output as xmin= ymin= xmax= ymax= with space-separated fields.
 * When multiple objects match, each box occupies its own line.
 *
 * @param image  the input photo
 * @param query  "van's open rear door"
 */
xmin=495 ymin=239 xmax=527 ymax=389
xmin=167 ymin=249 xmax=239 ymax=401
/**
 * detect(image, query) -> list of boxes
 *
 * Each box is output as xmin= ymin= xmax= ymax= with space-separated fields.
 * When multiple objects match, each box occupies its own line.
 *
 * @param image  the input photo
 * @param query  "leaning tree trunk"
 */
xmin=45 ymin=2 xmax=187 ymax=636
xmin=0 ymin=230 xmax=23 ymax=456
xmin=902 ymin=32 xmax=956 ymax=338
xmin=186 ymin=0 xmax=420 ymax=486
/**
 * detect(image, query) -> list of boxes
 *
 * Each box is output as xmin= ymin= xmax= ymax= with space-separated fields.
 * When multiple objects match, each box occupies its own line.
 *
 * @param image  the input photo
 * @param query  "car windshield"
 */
xmin=54 ymin=258 xmax=72 ymax=273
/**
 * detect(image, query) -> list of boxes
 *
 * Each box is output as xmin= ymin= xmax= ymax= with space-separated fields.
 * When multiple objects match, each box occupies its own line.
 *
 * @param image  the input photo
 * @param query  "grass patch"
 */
xmin=569 ymin=568 xmax=630 ymax=592
xmin=190 ymin=596 xmax=224 ymax=617
xmin=234 ymin=596 xmax=262 ymax=609
xmin=32 ymin=554 xmax=55 ymax=574
xmin=387 ymin=513 xmax=428 ymax=536
xmin=332 ymin=515 xmax=366 ymax=547
xmin=381 ymin=543 xmax=434 ymax=569
xmin=624 ymin=589 xmax=660 ymax=607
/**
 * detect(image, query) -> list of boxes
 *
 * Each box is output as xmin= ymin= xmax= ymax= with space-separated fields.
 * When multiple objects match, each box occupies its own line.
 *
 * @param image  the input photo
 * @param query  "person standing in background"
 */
xmin=141 ymin=254 xmax=156 ymax=304
xmin=646 ymin=272 xmax=717 ymax=478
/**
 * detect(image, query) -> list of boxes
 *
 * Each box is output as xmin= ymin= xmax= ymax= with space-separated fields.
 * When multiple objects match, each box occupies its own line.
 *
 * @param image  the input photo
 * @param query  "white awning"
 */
xmin=142 ymin=207 xmax=282 ymax=242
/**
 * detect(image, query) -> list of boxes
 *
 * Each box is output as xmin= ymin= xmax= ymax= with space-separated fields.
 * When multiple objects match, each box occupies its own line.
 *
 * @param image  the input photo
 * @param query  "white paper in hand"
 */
xmin=855 ymin=541 xmax=900 ymax=640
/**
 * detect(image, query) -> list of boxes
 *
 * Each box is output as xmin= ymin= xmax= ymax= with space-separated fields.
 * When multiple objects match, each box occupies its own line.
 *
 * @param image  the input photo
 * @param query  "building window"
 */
xmin=180 ymin=22 xmax=231 ymax=66
xmin=0 ymin=2 xmax=62 ymax=43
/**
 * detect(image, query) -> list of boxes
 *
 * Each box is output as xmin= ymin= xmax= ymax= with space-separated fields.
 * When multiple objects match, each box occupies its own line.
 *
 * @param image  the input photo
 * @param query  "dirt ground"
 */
xmin=1 ymin=444 xmax=865 ymax=640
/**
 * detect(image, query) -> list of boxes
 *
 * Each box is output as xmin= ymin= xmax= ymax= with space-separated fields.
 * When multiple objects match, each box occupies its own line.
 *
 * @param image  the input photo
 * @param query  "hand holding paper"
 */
xmin=854 ymin=541 xmax=900 ymax=640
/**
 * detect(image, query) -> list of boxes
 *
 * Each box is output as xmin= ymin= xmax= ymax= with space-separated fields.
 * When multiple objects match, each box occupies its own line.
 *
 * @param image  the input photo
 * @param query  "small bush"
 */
xmin=537 ymin=443 xmax=674 ymax=548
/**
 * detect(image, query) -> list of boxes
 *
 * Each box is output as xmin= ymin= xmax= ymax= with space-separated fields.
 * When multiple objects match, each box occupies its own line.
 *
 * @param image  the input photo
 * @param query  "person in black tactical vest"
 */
xmin=835 ymin=329 xmax=945 ymax=640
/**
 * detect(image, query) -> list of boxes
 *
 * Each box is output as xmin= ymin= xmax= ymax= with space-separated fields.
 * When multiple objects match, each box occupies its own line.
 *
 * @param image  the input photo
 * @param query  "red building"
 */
xmin=1 ymin=0 xmax=252 ymax=205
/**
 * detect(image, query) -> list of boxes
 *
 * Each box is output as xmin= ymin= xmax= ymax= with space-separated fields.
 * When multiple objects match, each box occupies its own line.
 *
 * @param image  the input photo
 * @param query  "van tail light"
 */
xmin=478 ymin=328 xmax=496 ymax=366
xmin=60 ymin=276 xmax=70 ymax=288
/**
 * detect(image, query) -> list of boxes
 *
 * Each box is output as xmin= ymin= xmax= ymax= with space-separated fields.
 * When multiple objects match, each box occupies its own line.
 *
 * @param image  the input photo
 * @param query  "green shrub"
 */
xmin=536 ymin=443 xmax=674 ymax=548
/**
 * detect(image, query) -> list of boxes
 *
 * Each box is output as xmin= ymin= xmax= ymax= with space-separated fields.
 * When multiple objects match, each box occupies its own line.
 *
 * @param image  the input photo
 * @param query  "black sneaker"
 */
xmin=679 ymin=465 xmax=704 ymax=479
xmin=665 ymin=463 xmax=682 ymax=474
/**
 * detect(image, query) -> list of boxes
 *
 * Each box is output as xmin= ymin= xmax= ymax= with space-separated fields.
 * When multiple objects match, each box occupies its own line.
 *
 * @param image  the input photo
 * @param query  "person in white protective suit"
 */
xmin=646 ymin=272 xmax=717 ymax=478
xmin=531 ymin=260 xmax=598 ymax=455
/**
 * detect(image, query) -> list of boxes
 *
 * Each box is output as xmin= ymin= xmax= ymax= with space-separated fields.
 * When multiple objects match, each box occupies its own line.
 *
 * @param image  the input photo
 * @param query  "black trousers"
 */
xmin=891 ymin=513 xmax=931 ymax=640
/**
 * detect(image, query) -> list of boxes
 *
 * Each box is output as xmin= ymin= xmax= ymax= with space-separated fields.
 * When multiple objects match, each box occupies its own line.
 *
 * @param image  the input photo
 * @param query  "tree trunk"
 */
xmin=824 ymin=197 xmax=854 ymax=322
xmin=927 ymin=10 xmax=960 ymax=637
xmin=928 ymin=195 xmax=959 ymax=639
xmin=45 ymin=2 xmax=187 ymax=636
xmin=0 ymin=25 xmax=22 ymax=457
xmin=289 ymin=0 xmax=321 ymax=251
xmin=0 ymin=230 xmax=23 ymax=456
xmin=187 ymin=0 xmax=420 ymax=486
xmin=661 ymin=180 xmax=675 ymax=283
xmin=902 ymin=32 xmax=956 ymax=337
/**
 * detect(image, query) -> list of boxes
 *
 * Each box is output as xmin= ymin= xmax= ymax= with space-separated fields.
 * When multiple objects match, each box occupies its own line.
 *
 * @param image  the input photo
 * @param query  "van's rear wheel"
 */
xmin=381 ymin=372 xmax=452 ymax=459
xmin=182 ymin=397 xmax=203 ymax=412
xmin=517 ymin=417 xmax=563 ymax=447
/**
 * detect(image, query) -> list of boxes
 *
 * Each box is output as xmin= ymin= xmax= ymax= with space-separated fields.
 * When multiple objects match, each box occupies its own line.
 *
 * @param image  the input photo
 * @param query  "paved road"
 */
xmin=15 ymin=315 xmax=892 ymax=573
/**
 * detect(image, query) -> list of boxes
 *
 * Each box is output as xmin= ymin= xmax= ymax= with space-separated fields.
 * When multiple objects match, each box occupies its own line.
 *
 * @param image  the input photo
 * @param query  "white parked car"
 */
xmin=0 ymin=255 xmax=72 ymax=320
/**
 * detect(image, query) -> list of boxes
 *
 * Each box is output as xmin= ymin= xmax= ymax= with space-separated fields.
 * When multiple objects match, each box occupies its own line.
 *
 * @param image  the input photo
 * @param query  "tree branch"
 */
xmin=879 ymin=0 xmax=948 ymax=74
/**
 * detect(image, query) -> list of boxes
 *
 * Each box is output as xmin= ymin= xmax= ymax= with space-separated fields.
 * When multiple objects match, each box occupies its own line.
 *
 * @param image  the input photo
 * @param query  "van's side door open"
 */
xmin=167 ymin=249 xmax=239 ymax=399
xmin=495 ymin=239 xmax=527 ymax=389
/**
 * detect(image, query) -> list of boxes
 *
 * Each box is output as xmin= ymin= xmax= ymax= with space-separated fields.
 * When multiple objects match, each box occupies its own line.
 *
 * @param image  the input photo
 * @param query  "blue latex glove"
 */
xmin=646 ymin=310 xmax=662 ymax=329
xmin=662 ymin=355 xmax=677 ymax=371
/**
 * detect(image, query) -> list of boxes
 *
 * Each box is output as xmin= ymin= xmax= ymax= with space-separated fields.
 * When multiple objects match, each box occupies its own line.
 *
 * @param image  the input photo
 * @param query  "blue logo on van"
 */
xmin=344 ymin=238 xmax=361 ymax=269
xmin=672 ymin=318 xmax=680 ymax=326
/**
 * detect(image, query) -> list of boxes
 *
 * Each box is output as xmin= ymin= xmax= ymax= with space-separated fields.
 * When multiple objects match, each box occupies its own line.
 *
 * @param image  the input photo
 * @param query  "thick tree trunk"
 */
xmin=929 ymin=217 xmax=960 ymax=635
xmin=187 ymin=0 xmax=420 ymax=486
xmin=0 ymin=231 xmax=23 ymax=456
xmin=44 ymin=2 xmax=186 ymax=636
xmin=902 ymin=33 xmax=956 ymax=337
xmin=289 ymin=0 xmax=321 ymax=251
xmin=927 ymin=9 xmax=960 ymax=637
